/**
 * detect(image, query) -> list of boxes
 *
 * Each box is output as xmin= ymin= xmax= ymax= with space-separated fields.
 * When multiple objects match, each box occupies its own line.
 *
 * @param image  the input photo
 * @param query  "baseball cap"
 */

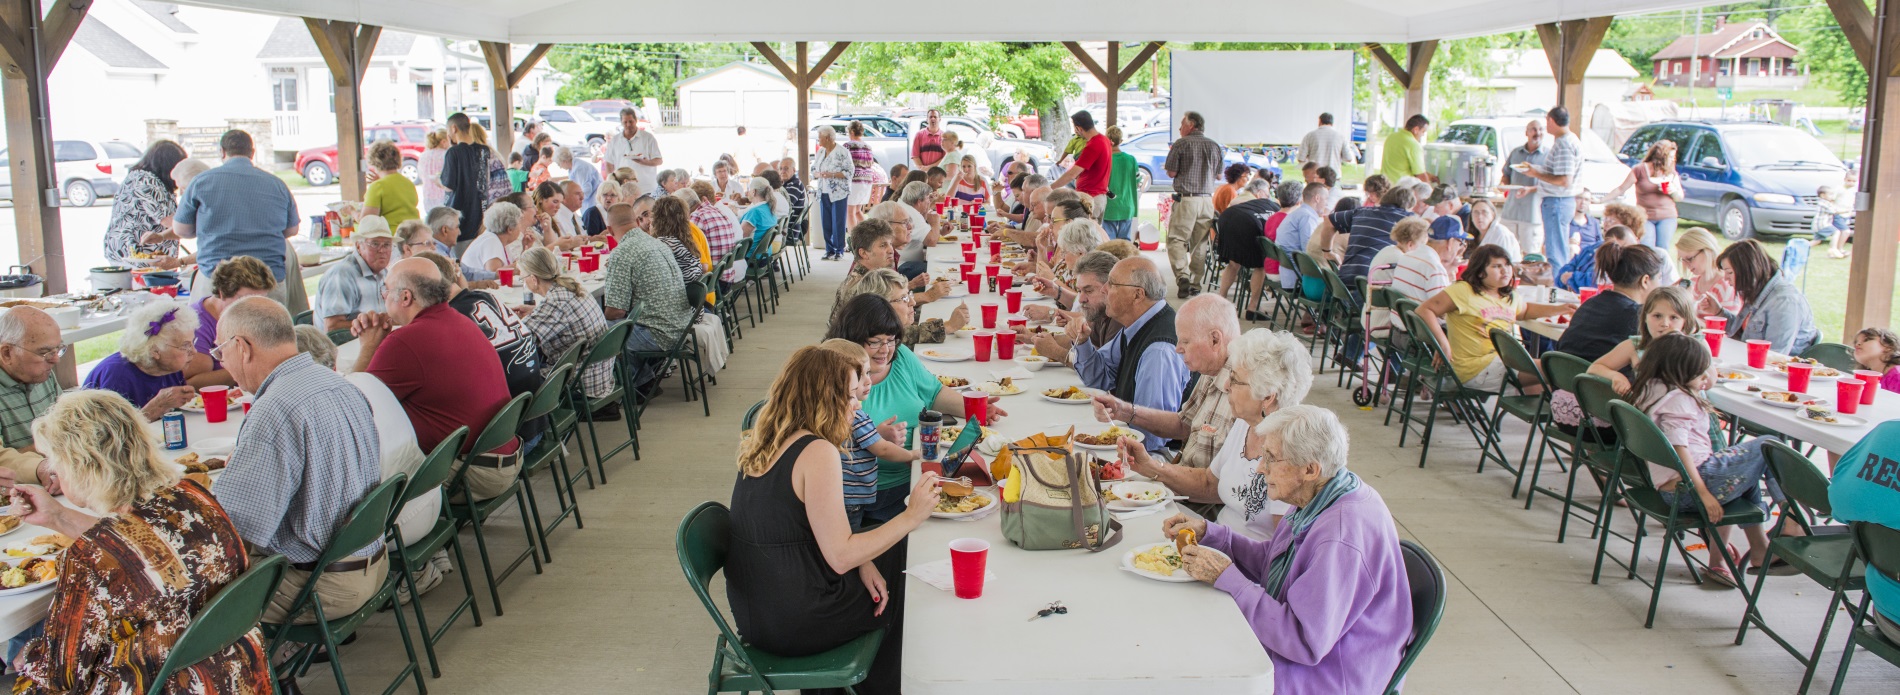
xmin=1429 ymin=215 xmax=1470 ymax=241
xmin=1522 ymin=252 xmax=1547 ymax=264
xmin=353 ymin=215 xmax=394 ymax=239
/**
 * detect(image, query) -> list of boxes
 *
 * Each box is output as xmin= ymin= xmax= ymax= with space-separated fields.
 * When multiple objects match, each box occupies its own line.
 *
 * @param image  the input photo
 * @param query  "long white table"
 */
xmin=1704 ymin=336 xmax=1895 ymax=454
xmin=899 ymin=246 xmax=1275 ymax=694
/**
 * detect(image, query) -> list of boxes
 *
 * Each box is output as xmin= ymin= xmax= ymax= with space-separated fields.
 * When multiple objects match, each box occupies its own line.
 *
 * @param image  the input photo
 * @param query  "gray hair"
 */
xmin=483 ymin=202 xmax=523 ymax=237
xmin=118 ymin=300 xmax=199 ymax=370
xmin=426 ymin=206 xmax=461 ymax=230
xmin=1122 ymin=258 xmax=1167 ymax=301
xmin=1074 ymin=250 xmax=1118 ymax=284
xmin=555 ymin=146 xmax=575 ymax=167
xmin=899 ymin=181 xmax=933 ymax=205
xmin=1408 ymin=179 xmax=1431 ymax=200
xmin=1057 ymin=219 xmax=1100 ymax=255
xmin=171 ymin=158 xmax=211 ymax=191
xmin=1301 ymin=183 xmax=1329 ymax=205
xmin=869 ymin=201 xmax=910 ymax=224
xmin=1023 ymin=174 xmax=1049 ymax=190
xmin=1274 ymin=180 xmax=1305 ymax=207
xmin=841 ymin=267 xmax=908 ymax=302
xmin=619 ymin=106 xmax=640 ymax=119
xmin=1257 ymin=404 xmax=1349 ymax=478
xmin=816 ymin=127 xmax=837 ymax=143
xmin=396 ymin=219 xmax=433 ymax=247
xmin=747 ymin=176 xmax=781 ymax=216
xmin=0 ymin=307 xmax=38 ymax=347
xmin=292 ymin=325 xmax=336 ymax=369
xmin=1178 ymin=294 xmax=1241 ymax=343
xmin=1244 ymin=177 xmax=1273 ymax=196
xmin=1231 ymin=329 xmax=1313 ymax=407
xmin=221 ymin=296 xmax=296 ymax=348
xmin=671 ymin=186 xmax=701 ymax=209
xmin=657 ymin=169 xmax=685 ymax=190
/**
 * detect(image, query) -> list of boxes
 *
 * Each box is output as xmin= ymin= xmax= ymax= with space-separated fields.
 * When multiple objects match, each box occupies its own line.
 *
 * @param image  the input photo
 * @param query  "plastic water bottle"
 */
xmin=918 ymin=409 xmax=943 ymax=464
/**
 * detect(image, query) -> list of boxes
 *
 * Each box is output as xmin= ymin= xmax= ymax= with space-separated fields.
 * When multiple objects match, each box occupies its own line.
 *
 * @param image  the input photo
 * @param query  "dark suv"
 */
xmin=1618 ymin=120 xmax=1847 ymax=240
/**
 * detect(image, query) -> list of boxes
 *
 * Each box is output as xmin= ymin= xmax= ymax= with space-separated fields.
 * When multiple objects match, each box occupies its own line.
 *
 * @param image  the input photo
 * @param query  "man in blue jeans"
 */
xmin=1831 ymin=420 xmax=1900 ymax=645
xmin=1522 ymin=106 xmax=1583 ymax=267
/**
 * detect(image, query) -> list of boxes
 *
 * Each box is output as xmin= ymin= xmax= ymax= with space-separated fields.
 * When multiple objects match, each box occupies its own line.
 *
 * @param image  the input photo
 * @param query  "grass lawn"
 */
xmin=1648 ymin=84 xmax=1847 ymax=108
xmin=1810 ymin=119 xmax=1866 ymax=163
xmin=275 ymin=170 xmax=311 ymax=189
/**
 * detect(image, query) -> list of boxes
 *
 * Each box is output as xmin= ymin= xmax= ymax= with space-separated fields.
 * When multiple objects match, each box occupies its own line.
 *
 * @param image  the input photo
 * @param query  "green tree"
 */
xmin=836 ymin=42 xmax=1078 ymax=123
xmin=1780 ymin=2 xmax=1868 ymax=106
xmin=547 ymin=43 xmax=751 ymax=106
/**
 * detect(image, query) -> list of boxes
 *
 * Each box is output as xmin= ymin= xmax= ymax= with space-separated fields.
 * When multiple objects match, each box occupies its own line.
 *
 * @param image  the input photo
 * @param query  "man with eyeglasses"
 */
xmin=315 ymin=215 xmax=396 ymax=332
xmin=0 ymin=307 xmax=63 ymax=493
xmin=1068 ymin=257 xmax=1190 ymax=451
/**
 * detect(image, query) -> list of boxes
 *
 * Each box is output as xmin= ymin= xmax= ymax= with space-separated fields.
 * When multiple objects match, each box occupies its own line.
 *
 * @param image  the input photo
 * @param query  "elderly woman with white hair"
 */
xmin=1120 ymin=328 xmax=1311 ymax=540
xmin=1162 ymin=404 xmax=1413 ymax=694
xmin=813 ymin=126 xmax=854 ymax=259
xmin=836 ymin=267 xmax=967 ymax=347
xmin=9 ymin=391 xmax=269 ymax=694
xmin=581 ymin=178 xmax=622 ymax=236
xmin=82 ymin=300 xmax=205 ymax=421
xmin=739 ymin=175 xmax=781 ymax=262
xmin=465 ymin=200 xmax=529 ymax=273
xmin=1018 ymin=218 xmax=1104 ymax=318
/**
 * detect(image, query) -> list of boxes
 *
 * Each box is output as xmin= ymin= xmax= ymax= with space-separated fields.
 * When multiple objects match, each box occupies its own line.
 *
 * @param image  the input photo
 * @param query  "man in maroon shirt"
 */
xmin=911 ymin=109 xmax=945 ymax=170
xmin=1051 ymin=110 xmax=1112 ymax=221
xmin=348 ymin=257 xmax=521 ymax=500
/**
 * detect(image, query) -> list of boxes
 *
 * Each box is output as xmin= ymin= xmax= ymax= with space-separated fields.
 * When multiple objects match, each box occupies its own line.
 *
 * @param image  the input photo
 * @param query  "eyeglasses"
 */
xmin=4 ymin=342 xmax=67 ymax=361
xmin=890 ymin=293 xmax=915 ymax=305
xmin=363 ymin=239 xmax=394 ymax=250
xmin=207 ymin=336 xmax=244 ymax=363
xmin=863 ymin=337 xmax=899 ymax=350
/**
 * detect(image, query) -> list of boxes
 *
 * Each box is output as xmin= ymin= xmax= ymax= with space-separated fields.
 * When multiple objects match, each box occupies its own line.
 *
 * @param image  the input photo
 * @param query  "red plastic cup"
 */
xmin=240 ymin=397 xmax=253 ymax=415
xmin=962 ymin=249 xmax=977 ymax=264
xmin=980 ymin=303 xmax=1000 ymax=329
xmin=936 ymin=201 xmax=946 ymax=214
xmin=1704 ymin=316 xmax=1728 ymax=333
xmin=948 ymin=538 xmax=988 ymax=599
xmin=498 ymin=268 xmax=516 ymax=287
xmin=580 ymin=256 xmax=600 ymax=273
xmin=1838 ymin=378 xmax=1866 ymax=414
xmin=966 ymin=273 xmax=981 ymax=295
xmin=604 ymin=234 xmax=618 ymax=250
xmin=201 ymin=385 xmax=230 ymax=424
xmin=974 ymin=215 xmax=986 ymax=231
xmin=1579 ymin=287 xmax=1600 ymax=302
xmin=1455 ymin=263 xmax=1468 ymax=278
xmin=989 ymin=239 xmax=1003 ymax=258
xmin=972 ymin=332 xmax=994 ymax=362
xmin=997 ymin=273 xmax=1014 ymax=294
xmin=959 ymin=261 xmax=976 ymax=277
xmin=1786 ymin=362 xmax=1813 ymax=393
xmin=995 ymin=330 xmax=1016 ymax=360
xmin=985 ymin=264 xmax=1001 ymax=279
xmin=1703 ymin=331 xmax=1724 ymax=358
xmin=1007 ymin=317 xmax=1027 ymax=330
xmin=1005 ymin=288 xmax=1023 ymax=314
xmin=961 ymin=390 xmax=989 ymax=426
xmin=1746 ymin=339 xmax=1772 ymax=369
xmin=1856 ymin=370 xmax=1883 ymax=405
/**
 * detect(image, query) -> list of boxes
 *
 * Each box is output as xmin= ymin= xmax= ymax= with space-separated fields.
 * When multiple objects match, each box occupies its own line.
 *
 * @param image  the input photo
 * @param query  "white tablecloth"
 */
xmin=1704 ymin=336 xmax=1895 ymax=453
xmin=898 ymin=248 xmax=1275 ymax=694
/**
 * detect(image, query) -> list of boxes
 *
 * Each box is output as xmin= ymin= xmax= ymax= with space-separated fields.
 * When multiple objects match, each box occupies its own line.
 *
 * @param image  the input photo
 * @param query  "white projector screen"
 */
xmin=1170 ymin=51 xmax=1356 ymax=146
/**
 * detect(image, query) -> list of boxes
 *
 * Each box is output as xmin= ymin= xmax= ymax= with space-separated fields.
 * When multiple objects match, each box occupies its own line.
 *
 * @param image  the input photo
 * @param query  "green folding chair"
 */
xmin=1826 ymin=522 xmax=1900 ymax=694
xmin=1289 ymin=251 xmax=1330 ymax=354
xmin=292 ymin=310 xmax=314 ymax=326
xmin=1801 ymin=342 xmax=1859 ymax=374
xmin=1737 ymin=440 xmax=1864 ymax=693
xmin=263 ymin=475 xmax=424 ymax=695
xmin=1384 ymin=540 xmax=1446 ymax=695
xmin=574 ymin=319 xmax=639 ymax=483
xmin=1394 ymin=307 xmax=1494 ymax=469
xmin=146 ymin=554 xmax=289 ymax=695
xmin=391 ymin=426 xmax=480 ymax=679
xmin=1597 ymin=400 xmax=1767 ymax=628
xmin=1255 ymin=237 xmax=1290 ymax=326
xmin=1482 ymin=327 xmax=1548 ymax=485
xmin=446 ymin=392 xmax=542 ymax=616
xmin=741 ymin=399 xmax=766 ymax=432
xmin=1319 ymin=267 xmax=1361 ymax=385
xmin=1521 ymin=353 xmax=1609 ymax=543
xmin=677 ymin=501 xmax=885 ymax=694
xmin=631 ymin=278 xmax=712 ymax=417
xmin=1381 ymin=298 xmax=1429 ymax=429
xmin=327 ymin=327 xmax=354 ymax=346
xmin=519 ymin=363 xmax=583 ymax=562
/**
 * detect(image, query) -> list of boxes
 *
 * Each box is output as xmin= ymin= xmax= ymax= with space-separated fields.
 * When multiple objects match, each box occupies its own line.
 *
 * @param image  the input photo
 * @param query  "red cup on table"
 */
xmin=1005 ymin=288 xmax=1023 ymax=314
xmin=1855 ymin=370 xmax=1883 ymax=405
xmin=1704 ymin=316 xmax=1728 ymax=334
xmin=949 ymin=538 xmax=989 ymax=599
xmin=936 ymin=201 xmax=946 ymax=214
xmin=1838 ymin=378 xmax=1866 ymax=414
xmin=498 ymin=268 xmax=516 ymax=287
xmin=961 ymin=389 xmax=989 ymax=426
xmin=604 ymin=234 xmax=618 ymax=250
xmin=989 ymin=239 xmax=1002 ymax=257
xmin=1786 ymin=362 xmax=1813 ymax=393
xmin=200 ymin=385 xmax=230 ymax=424
xmin=972 ymin=332 xmax=994 ymax=362
xmin=980 ymin=303 xmax=1000 ymax=329
xmin=1746 ymin=339 xmax=1772 ymax=369
xmin=995 ymin=330 xmax=1016 ymax=360
xmin=962 ymin=249 xmax=977 ymax=264
xmin=985 ymin=264 xmax=1001 ymax=279
xmin=997 ymin=273 xmax=1014 ymax=294
xmin=974 ymin=215 xmax=986 ymax=231
xmin=239 ymin=397 xmax=253 ymax=415
xmin=960 ymin=261 xmax=976 ymax=278
xmin=1578 ymin=286 xmax=1600 ymax=302
xmin=581 ymin=256 xmax=600 ymax=273
xmin=1007 ymin=316 xmax=1027 ymax=330
xmin=965 ymin=273 xmax=981 ymax=295
xmin=1703 ymin=331 xmax=1724 ymax=357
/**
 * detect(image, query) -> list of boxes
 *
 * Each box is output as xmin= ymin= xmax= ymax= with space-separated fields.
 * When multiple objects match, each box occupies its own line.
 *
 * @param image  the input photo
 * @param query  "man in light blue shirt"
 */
xmin=560 ymin=147 xmax=602 ymax=209
xmin=1521 ymin=106 xmax=1583 ymax=267
xmin=1277 ymin=183 xmax=1327 ymax=291
xmin=1071 ymin=257 xmax=1190 ymax=451
xmin=175 ymin=130 xmax=299 ymax=298
xmin=1831 ymin=420 xmax=1900 ymax=645
xmin=424 ymin=206 xmax=498 ymax=283
xmin=315 ymin=216 xmax=393 ymax=331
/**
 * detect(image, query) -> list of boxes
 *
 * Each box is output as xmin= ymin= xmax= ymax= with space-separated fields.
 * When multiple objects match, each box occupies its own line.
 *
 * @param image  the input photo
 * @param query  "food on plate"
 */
xmin=1043 ymin=386 xmax=1090 ymax=401
xmin=1731 ymin=384 xmax=1765 ymax=393
xmin=1133 ymin=543 xmax=1184 ymax=575
xmin=1175 ymin=528 xmax=1198 ymax=553
xmin=934 ymin=491 xmax=991 ymax=514
xmin=937 ymin=375 xmax=970 ymax=388
xmin=1762 ymin=391 xmax=1801 ymax=403
xmin=976 ymin=377 xmax=1022 ymax=396
xmin=940 ymin=424 xmax=996 ymax=444
xmin=1720 ymin=371 xmax=1755 ymax=380
xmin=7 ymin=534 xmax=71 ymax=558
xmin=1074 ymin=424 xmax=1138 ymax=446
xmin=1112 ymin=485 xmax=1166 ymax=503
xmin=1801 ymin=407 xmax=1840 ymax=424
xmin=1093 ymin=456 xmax=1126 ymax=481
xmin=0 ymin=516 xmax=18 ymax=535
xmin=173 ymin=452 xmax=228 ymax=475
xmin=939 ymin=478 xmax=975 ymax=497
xmin=0 ymin=557 xmax=55 ymax=589
xmin=921 ymin=350 xmax=958 ymax=359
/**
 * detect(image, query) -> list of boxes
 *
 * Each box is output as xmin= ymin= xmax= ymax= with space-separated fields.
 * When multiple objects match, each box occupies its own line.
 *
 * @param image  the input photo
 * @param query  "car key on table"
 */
xmin=1027 ymin=601 xmax=1068 ymax=622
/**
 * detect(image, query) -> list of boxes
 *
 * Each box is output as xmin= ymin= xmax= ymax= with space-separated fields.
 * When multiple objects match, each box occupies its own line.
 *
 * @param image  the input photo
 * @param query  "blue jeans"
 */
xmin=1102 ymin=218 xmax=1133 ymax=240
xmin=1658 ymin=436 xmax=1785 ymax=516
xmin=862 ymin=483 xmax=911 ymax=525
xmin=820 ymin=194 xmax=849 ymax=256
xmin=7 ymin=620 xmax=43 ymax=665
xmin=620 ymin=323 xmax=671 ymax=388
xmin=1540 ymin=196 xmax=1577 ymax=267
xmin=1644 ymin=218 xmax=1678 ymax=250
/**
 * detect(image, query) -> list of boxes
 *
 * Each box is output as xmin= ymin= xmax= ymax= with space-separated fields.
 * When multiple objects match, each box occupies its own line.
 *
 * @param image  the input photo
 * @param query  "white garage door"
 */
xmin=742 ymin=90 xmax=793 ymax=129
xmin=690 ymin=91 xmax=738 ymax=127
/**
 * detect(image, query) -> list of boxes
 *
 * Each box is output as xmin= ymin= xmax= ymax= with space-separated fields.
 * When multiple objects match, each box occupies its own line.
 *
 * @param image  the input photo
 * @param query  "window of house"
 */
xmin=271 ymin=68 xmax=299 ymax=112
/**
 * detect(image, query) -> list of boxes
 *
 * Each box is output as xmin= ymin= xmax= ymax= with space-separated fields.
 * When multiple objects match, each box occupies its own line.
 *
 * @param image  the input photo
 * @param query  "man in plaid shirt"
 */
xmin=1084 ymin=294 xmax=1240 ymax=473
xmin=0 ymin=307 xmax=62 ymax=491
xmin=690 ymin=185 xmax=742 ymax=283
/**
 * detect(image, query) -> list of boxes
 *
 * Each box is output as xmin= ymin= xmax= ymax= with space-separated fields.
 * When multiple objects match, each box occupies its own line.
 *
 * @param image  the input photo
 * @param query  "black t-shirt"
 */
xmin=441 ymin=143 xmax=489 ymax=241
xmin=1553 ymin=290 xmax=1640 ymax=364
xmin=520 ymin=142 xmax=540 ymax=174
xmin=1218 ymin=197 xmax=1281 ymax=238
xmin=449 ymin=289 xmax=547 ymax=441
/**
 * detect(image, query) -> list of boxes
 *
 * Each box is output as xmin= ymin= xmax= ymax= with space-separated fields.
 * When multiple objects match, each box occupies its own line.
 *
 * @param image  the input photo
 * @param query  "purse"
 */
xmin=998 ymin=444 xmax=1122 ymax=552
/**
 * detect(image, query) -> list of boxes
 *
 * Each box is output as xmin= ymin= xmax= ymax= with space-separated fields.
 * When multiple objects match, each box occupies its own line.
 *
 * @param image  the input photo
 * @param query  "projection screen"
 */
xmin=1169 ymin=50 xmax=1357 ymax=146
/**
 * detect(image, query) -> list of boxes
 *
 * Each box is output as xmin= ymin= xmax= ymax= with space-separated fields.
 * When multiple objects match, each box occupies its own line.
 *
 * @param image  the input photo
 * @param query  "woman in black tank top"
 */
xmin=727 ymin=346 xmax=940 ymax=694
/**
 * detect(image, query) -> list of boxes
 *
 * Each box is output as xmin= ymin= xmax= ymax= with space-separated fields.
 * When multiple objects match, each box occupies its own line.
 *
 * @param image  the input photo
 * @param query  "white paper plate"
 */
xmin=190 ymin=437 xmax=237 ymax=458
xmin=1039 ymin=388 xmax=1098 ymax=405
xmin=0 ymin=559 xmax=56 ymax=597
xmin=1722 ymin=382 xmax=1768 ymax=395
xmin=917 ymin=349 xmax=973 ymax=363
xmin=179 ymin=395 xmax=241 ymax=413
xmin=1757 ymin=391 xmax=1826 ymax=410
xmin=930 ymin=490 xmax=998 ymax=519
xmin=1072 ymin=426 xmax=1145 ymax=453
xmin=1715 ymin=370 xmax=1759 ymax=382
xmin=1105 ymin=481 xmax=1169 ymax=507
xmin=1120 ymin=542 xmax=1227 ymax=583
xmin=1798 ymin=407 xmax=1868 ymax=428
xmin=0 ymin=522 xmax=24 ymax=540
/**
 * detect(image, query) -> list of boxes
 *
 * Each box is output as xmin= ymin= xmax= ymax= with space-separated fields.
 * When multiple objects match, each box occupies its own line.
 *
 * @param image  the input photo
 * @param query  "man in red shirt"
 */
xmin=1051 ymin=110 xmax=1112 ymax=221
xmin=348 ymin=257 xmax=522 ymax=500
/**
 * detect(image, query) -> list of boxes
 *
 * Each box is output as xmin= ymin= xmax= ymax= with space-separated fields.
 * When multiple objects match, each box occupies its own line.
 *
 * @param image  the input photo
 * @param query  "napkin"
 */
xmin=905 ymin=558 xmax=997 ymax=592
xmin=1110 ymin=501 xmax=1173 ymax=522
xmin=989 ymin=367 xmax=1035 ymax=381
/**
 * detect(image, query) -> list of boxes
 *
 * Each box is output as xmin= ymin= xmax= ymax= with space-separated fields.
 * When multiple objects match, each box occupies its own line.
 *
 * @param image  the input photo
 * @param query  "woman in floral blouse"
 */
xmin=102 ymin=141 xmax=192 ymax=269
xmin=11 ymin=390 xmax=268 ymax=695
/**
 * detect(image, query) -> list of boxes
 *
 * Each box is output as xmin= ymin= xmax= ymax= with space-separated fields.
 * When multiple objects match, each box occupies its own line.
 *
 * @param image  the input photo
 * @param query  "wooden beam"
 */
xmin=38 ymin=0 xmax=86 ymax=66
xmin=480 ymin=41 xmax=516 ymax=160
xmin=751 ymin=41 xmax=797 ymax=83
xmin=1404 ymin=40 xmax=1437 ymax=89
xmin=1364 ymin=43 xmax=1411 ymax=86
xmin=796 ymin=42 xmax=810 ymax=246
xmin=352 ymin=24 xmax=381 ymax=79
xmin=1061 ymin=41 xmax=1112 ymax=87
xmin=1115 ymin=42 xmax=1164 ymax=86
xmin=1 ymin=0 xmax=73 ymax=358
xmin=0 ymin=14 xmax=31 ymax=72
xmin=508 ymin=43 xmax=551 ymax=88
xmin=1827 ymin=0 xmax=1875 ymax=69
xmin=1845 ymin=0 xmax=1900 ymax=335
xmin=807 ymin=41 xmax=851 ymax=86
xmin=1539 ymin=17 xmax=1613 ymax=110
xmin=1533 ymin=23 xmax=1563 ymax=76
xmin=1106 ymin=41 xmax=1119 ymax=127
xmin=306 ymin=18 xmax=378 ymax=202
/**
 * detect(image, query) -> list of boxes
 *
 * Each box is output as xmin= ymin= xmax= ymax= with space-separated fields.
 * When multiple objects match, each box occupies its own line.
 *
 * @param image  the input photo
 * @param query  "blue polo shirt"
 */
xmin=1831 ymin=420 xmax=1900 ymax=624
xmin=175 ymin=157 xmax=299 ymax=280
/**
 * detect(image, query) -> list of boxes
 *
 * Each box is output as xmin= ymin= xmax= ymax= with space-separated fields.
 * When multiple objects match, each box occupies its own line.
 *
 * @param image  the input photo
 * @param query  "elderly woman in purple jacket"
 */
xmin=1162 ymin=405 xmax=1413 ymax=694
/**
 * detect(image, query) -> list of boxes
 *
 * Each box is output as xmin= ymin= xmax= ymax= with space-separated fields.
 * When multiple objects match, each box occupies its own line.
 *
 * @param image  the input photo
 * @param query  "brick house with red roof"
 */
xmin=1649 ymin=16 xmax=1803 ymax=88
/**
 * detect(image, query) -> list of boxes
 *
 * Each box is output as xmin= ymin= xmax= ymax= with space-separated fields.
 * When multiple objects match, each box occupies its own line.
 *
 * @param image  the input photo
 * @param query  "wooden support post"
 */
xmin=305 ymin=18 xmax=380 ymax=201
xmin=1536 ymin=17 xmax=1612 ymax=112
xmin=1833 ymin=0 xmax=1900 ymax=334
xmin=479 ymin=41 xmax=553 ymax=163
xmin=753 ymin=40 xmax=850 ymax=243
xmin=1061 ymin=41 xmax=1163 ymax=129
xmin=1366 ymin=41 xmax=1436 ymax=118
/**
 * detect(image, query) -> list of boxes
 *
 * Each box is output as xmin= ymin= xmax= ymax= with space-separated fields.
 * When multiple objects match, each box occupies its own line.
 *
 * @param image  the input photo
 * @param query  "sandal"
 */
xmin=1704 ymin=544 xmax=1742 ymax=589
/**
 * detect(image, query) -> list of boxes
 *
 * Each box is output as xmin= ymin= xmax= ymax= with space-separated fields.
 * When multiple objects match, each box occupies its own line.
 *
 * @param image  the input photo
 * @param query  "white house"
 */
xmin=1468 ymin=48 xmax=1640 ymax=118
xmin=675 ymin=61 xmax=843 ymax=129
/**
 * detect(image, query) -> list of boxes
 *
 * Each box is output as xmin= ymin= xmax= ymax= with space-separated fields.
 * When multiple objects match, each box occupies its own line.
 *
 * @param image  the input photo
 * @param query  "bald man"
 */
xmin=1069 ymin=257 xmax=1190 ymax=451
xmin=0 ymin=307 xmax=63 ymax=491
xmin=354 ymin=257 xmax=524 ymax=499
xmin=1089 ymin=294 xmax=1241 ymax=470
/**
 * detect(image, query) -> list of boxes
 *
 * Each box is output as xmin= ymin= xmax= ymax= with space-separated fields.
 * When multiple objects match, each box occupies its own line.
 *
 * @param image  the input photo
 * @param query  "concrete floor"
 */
xmin=301 ymin=251 xmax=1900 ymax=694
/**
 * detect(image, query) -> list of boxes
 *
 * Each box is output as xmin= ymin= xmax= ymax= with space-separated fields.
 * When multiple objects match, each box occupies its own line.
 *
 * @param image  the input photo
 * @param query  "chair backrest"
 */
xmin=684 ymin=277 xmax=711 ymax=312
xmin=292 ymin=310 xmax=314 ymax=326
xmin=1801 ymin=342 xmax=1859 ymax=373
xmin=1291 ymin=250 xmax=1324 ymax=282
xmin=148 ymin=554 xmax=290 ymax=695
xmin=1367 ymin=286 xmax=1394 ymax=311
xmin=741 ymin=399 xmax=766 ymax=432
xmin=1540 ymin=351 xmax=1593 ymax=393
xmin=404 ymin=427 xmax=469 ymax=505
xmin=1397 ymin=307 xmax=1446 ymax=362
xmin=1490 ymin=328 xmax=1541 ymax=382
xmin=1608 ymin=400 xmax=1688 ymax=492
xmin=327 ymin=327 xmax=354 ymax=346
xmin=464 ymin=393 xmax=531 ymax=465
xmin=585 ymin=320 xmax=634 ymax=369
xmin=1322 ymin=267 xmax=1353 ymax=304
xmin=675 ymin=501 xmax=760 ymax=673
xmin=1760 ymin=439 xmax=1833 ymax=519
xmin=1385 ymin=539 xmax=1446 ymax=695
xmin=311 ymin=475 xmax=405 ymax=577
xmin=1849 ymin=522 xmax=1900 ymax=594
xmin=551 ymin=339 xmax=586 ymax=375
xmin=1257 ymin=236 xmax=1279 ymax=267
xmin=524 ymin=363 xmax=575 ymax=422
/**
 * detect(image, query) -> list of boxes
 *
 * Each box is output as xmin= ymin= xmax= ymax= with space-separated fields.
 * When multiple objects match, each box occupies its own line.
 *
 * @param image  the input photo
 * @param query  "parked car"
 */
xmin=464 ymin=110 xmax=589 ymax=157
xmin=1429 ymin=116 xmax=1630 ymax=214
xmin=1618 ymin=120 xmax=1847 ymax=240
xmin=897 ymin=115 xmax=1059 ymax=178
xmin=536 ymin=106 xmax=616 ymax=147
xmin=294 ymin=122 xmax=435 ymax=187
xmin=1002 ymin=112 xmax=1041 ymax=139
xmin=0 ymin=139 xmax=142 ymax=207
xmin=1117 ymin=128 xmax=1281 ymax=193
xmin=812 ymin=115 xmax=1059 ymax=179
xmin=580 ymin=99 xmax=640 ymax=121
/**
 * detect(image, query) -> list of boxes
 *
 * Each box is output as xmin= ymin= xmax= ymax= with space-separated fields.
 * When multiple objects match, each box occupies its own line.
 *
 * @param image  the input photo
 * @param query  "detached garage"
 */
xmin=675 ymin=61 xmax=844 ymax=129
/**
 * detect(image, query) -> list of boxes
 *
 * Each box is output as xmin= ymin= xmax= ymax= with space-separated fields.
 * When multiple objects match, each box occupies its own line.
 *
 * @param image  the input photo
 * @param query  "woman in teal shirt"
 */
xmin=740 ymin=177 xmax=780 ymax=262
xmin=827 ymin=294 xmax=1003 ymax=524
xmin=1102 ymin=126 xmax=1139 ymax=240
